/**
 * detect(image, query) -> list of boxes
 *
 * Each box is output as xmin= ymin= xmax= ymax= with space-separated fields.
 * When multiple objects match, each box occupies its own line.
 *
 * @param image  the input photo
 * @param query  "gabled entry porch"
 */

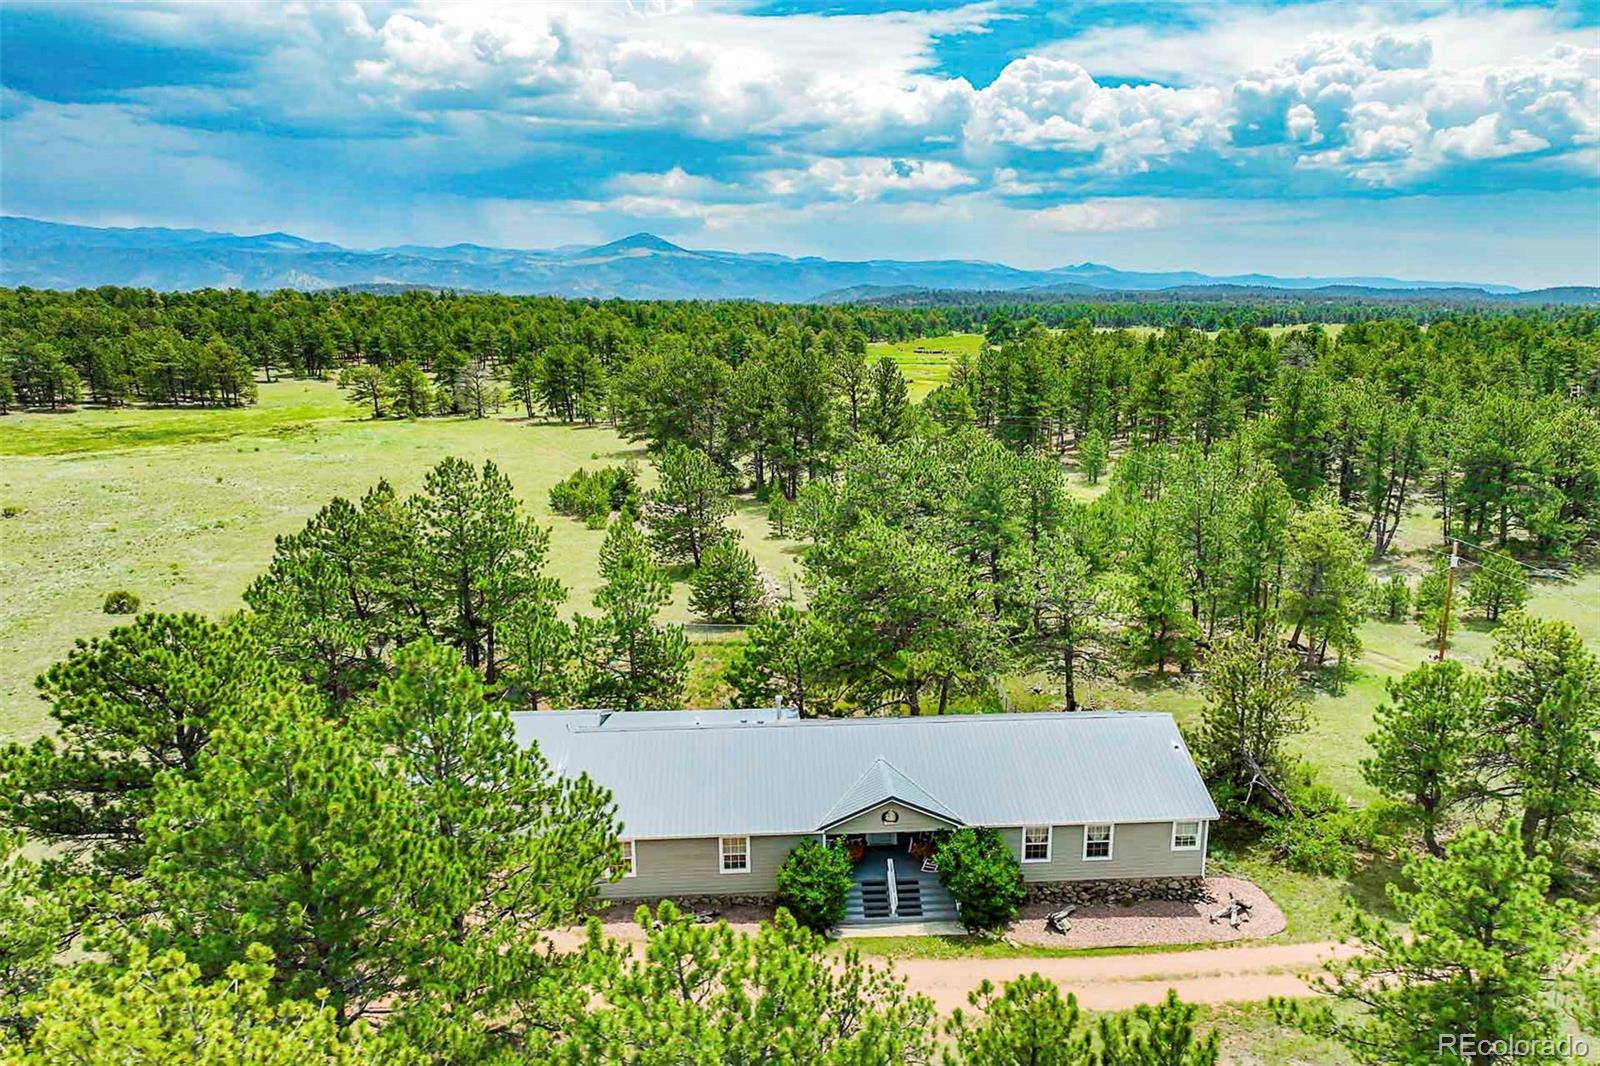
xmin=839 ymin=841 xmax=959 ymax=926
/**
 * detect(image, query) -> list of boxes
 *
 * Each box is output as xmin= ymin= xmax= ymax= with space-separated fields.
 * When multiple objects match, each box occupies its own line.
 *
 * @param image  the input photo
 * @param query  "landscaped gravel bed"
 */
xmin=1004 ymin=876 xmax=1286 ymax=949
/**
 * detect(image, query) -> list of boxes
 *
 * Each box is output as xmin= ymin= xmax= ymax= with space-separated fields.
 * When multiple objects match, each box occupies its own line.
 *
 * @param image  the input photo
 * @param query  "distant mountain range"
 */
xmin=0 ymin=215 xmax=1572 ymax=302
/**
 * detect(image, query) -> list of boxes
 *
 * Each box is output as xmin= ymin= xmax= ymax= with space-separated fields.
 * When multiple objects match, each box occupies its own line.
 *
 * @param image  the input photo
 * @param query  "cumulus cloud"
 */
xmin=1 ymin=0 xmax=1597 ymax=257
xmin=1033 ymin=198 xmax=1169 ymax=232
xmin=965 ymin=56 xmax=1225 ymax=172
xmin=761 ymin=157 xmax=978 ymax=202
xmin=1235 ymin=32 xmax=1599 ymax=185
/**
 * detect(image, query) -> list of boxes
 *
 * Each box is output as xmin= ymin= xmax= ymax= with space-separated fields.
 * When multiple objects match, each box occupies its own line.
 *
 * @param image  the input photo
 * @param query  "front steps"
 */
xmin=843 ymin=872 xmax=958 ymax=926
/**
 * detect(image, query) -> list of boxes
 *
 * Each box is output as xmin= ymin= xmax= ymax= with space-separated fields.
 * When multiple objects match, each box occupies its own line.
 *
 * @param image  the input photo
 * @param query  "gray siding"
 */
xmin=602 ymin=834 xmax=810 ymax=899
xmin=998 ymin=821 xmax=1207 ymax=882
xmin=826 ymin=802 xmax=956 ymax=835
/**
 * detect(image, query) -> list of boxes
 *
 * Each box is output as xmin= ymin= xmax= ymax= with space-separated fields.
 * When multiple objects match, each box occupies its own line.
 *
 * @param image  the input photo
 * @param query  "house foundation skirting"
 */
xmin=1026 ymin=877 xmax=1209 ymax=906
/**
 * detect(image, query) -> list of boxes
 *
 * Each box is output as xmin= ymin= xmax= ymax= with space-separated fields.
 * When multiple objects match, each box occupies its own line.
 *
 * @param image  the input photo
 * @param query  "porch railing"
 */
xmin=886 ymin=858 xmax=899 ymax=917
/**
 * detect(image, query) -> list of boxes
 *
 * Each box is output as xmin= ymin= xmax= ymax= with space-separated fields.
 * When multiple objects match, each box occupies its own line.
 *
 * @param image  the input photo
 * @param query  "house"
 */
xmin=511 ymin=708 xmax=1220 ymax=925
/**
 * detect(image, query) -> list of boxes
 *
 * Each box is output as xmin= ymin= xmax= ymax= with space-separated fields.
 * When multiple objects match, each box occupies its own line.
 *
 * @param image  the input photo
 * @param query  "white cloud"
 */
xmin=965 ymin=55 xmax=1226 ymax=172
xmin=760 ymin=157 xmax=977 ymax=202
xmin=1032 ymin=198 xmax=1169 ymax=233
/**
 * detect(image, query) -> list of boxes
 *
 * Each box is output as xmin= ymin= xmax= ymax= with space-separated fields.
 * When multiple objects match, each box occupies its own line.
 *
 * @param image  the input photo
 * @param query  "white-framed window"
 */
xmin=1021 ymin=825 xmax=1053 ymax=863
xmin=719 ymin=835 xmax=750 ymax=874
xmin=618 ymin=839 xmax=637 ymax=877
xmin=1083 ymin=824 xmax=1114 ymax=861
xmin=1171 ymin=821 xmax=1201 ymax=851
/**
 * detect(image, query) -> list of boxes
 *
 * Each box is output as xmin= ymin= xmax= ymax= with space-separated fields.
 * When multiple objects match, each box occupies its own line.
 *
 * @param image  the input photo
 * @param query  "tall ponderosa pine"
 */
xmin=1466 ymin=548 xmax=1528 ymax=622
xmin=136 ymin=643 xmax=616 ymax=1039
xmin=644 ymin=443 xmax=733 ymax=567
xmin=1361 ymin=660 xmax=1483 ymax=855
xmin=862 ymin=356 xmax=911 ymax=444
xmin=1020 ymin=533 xmax=1109 ymax=713
xmin=1196 ymin=632 xmax=1308 ymax=797
xmin=1282 ymin=500 xmax=1369 ymax=666
xmin=571 ymin=520 xmax=690 ymax=712
xmin=725 ymin=605 xmax=841 ymax=718
xmin=1473 ymin=613 xmax=1600 ymax=859
xmin=1123 ymin=515 xmax=1197 ymax=676
xmin=1280 ymin=825 xmax=1590 ymax=1066
xmin=248 ymin=459 xmax=566 ymax=698
xmin=246 ymin=480 xmax=424 ymax=703
xmin=805 ymin=518 xmax=989 ymax=715
xmin=0 ymin=613 xmax=290 ymax=880
xmin=410 ymin=457 xmax=565 ymax=684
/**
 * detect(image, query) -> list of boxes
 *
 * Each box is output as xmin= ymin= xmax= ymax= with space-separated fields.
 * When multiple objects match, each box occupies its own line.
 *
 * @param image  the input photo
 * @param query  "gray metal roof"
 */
xmin=510 ymin=710 xmax=1220 ymax=840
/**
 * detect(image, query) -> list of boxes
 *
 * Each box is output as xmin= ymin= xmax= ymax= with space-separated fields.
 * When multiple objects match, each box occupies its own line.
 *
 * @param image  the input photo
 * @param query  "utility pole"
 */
xmin=1436 ymin=540 xmax=1458 ymax=660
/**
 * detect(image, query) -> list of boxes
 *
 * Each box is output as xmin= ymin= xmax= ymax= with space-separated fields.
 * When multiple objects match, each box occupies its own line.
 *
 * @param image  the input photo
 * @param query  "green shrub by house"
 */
xmin=775 ymin=839 xmax=854 ymax=933
xmin=935 ymin=828 xmax=1025 ymax=933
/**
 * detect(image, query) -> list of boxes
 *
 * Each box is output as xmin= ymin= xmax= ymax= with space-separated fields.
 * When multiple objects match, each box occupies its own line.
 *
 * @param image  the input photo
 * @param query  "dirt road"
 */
xmin=888 ymin=940 xmax=1354 ymax=1012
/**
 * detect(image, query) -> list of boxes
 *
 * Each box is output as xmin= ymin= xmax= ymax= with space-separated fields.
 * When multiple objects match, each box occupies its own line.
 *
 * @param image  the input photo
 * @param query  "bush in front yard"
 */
xmin=776 ymin=839 xmax=854 ymax=933
xmin=936 ymin=828 xmax=1025 ymax=933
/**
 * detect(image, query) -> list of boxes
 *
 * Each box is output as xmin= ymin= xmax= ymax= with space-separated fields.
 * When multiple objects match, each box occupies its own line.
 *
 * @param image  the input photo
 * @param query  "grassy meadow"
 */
xmin=3 ymin=373 xmax=1594 ymax=815
xmin=870 ymin=332 xmax=984 ymax=399
xmin=0 ymin=380 xmax=803 ymax=741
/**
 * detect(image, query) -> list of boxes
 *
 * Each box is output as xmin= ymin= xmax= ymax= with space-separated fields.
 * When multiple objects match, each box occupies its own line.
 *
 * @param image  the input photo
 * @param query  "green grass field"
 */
xmin=6 ymin=377 xmax=1593 ymax=773
xmin=869 ymin=332 xmax=984 ymax=400
xmin=0 ymin=381 xmax=804 ymax=741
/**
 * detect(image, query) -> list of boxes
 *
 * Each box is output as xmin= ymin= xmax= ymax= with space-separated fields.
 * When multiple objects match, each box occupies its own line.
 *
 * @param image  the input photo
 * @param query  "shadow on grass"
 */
xmin=1344 ymin=854 xmax=1409 ymax=924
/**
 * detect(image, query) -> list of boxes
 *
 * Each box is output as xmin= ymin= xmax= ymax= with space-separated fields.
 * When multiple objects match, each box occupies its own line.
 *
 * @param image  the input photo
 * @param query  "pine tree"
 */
xmin=1123 ymin=516 xmax=1197 ymax=676
xmin=245 ymin=480 xmax=424 ymax=704
xmin=1279 ymin=825 xmax=1589 ymax=1066
xmin=725 ymin=605 xmax=840 ymax=718
xmin=944 ymin=975 xmax=1090 ymax=1065
xmin=862 ymin=356 xmax=910 ymax=444
xmin=136 ymin=644 xmax=616 ymax=1035
xmin=386 ymin=360 xmax=432 ymax=418
xmin=1282 ymin=500 xmax=1369 ymax=666
xmin=1196 ymin=632 xmax=1308 ymax=797
xmin=410 ymin=457 xmax=566 ymax=684
xmin=1467 ymin=549 xmax=1528 ymax=622
xmin=1021 ymin=533 xmax=1109 ymax=712
xmin=1476 ymin=613 xmax=1600 ymax=859
xmin=1362 ymin=660 xmax=1483 ymax=855
xmin=338 ymin=363 xmax=388 ymax=418
xmin=1097 ymin=989 xmax=1221 ymax=1066
xmin=0 ymin=614 xmax=290 ymax=880
xmin=644 ymin=443 xmax=733 ymax=567
xmin=688 ymin=537 xmax=767 ymax=624
xmin=571 ymin=520 xmax=690 ymax=712
xmin=0 ymin=831 xmax=71 ymax=1043
xmin=10 ymin=943 xmax=403 ymax=1064
xmin=563 ymin=903 xmax=936 ymax=1062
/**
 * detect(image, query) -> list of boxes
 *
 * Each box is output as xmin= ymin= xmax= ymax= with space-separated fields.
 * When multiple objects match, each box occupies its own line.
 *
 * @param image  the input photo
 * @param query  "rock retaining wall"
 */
xmin=605 ymin=893 xmax=778 ymax=911
xmin=1025 ymin=877 xmax=1210 ymax=906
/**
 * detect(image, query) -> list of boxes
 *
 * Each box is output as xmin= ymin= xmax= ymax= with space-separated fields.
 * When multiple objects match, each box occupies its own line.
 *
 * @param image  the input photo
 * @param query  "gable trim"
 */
xmin=816 ymin=797 xmax=964 ymax=834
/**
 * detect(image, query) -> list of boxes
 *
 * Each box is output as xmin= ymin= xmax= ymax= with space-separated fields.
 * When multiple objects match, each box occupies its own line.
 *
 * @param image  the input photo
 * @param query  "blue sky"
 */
xmin=2 ymin=0 xmax=1597 ymax=286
